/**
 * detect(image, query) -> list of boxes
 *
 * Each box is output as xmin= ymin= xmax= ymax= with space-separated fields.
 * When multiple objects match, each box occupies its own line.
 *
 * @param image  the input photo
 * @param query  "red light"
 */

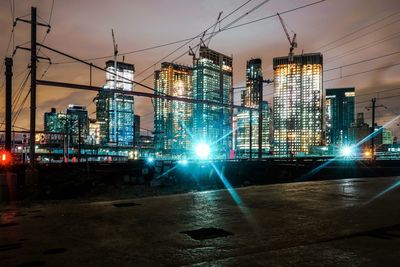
xmin=0 ymin=150 xmax=11 ymax=165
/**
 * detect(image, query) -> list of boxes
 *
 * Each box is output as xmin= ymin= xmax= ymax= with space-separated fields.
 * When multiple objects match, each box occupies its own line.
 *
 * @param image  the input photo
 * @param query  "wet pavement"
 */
xmin=1 ymin=177 xmax=400 ymax=266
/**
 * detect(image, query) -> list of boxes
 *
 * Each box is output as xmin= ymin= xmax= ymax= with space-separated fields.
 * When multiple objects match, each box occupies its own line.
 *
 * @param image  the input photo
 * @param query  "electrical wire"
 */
xmin=324 ymin=51 xmax=400 ymax=72
xmin=325 ymin=30 xmax=400 ymax=63
xmin=316 ymin=9 xmax=400 ymax=51
xmin=139 ymin=0 xmax=272 ymax=83
xmin=52 ymin=0 xmax=327 ymax=66
xmin=324 ymin=62 xmax=400 ymax=83
xmin=135 ymin=0 xmax=255 ymax=79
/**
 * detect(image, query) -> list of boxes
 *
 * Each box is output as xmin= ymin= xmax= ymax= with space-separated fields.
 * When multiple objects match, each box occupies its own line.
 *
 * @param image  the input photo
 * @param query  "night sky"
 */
xmin=1 ymin=0 xmax=399 ymax=137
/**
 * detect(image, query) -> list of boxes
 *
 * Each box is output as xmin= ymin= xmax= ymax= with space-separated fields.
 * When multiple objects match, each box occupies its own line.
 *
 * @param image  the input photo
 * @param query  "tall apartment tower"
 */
xmin=154 ymin=62 xmax=193 ymax=158
xmin=325 ymin=87 xmax=355 ymax=146
xmin=193 ymin=46 xmax=233 ymax=159
xmin=273 ymin=53 xmax=323 ymax=156
xmin=95 ymin=60 xmax=135 ymax=146
xmin=236 ymin=58 xmax=270 ymax=158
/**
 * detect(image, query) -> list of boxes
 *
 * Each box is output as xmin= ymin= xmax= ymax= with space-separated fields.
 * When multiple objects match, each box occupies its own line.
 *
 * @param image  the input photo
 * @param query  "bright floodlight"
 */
xmin=195 ymin=143 xmax=211 ymax=159
xmin=178 ymin=159 xmax=188 ymax=165
xmin=341 ymin=146 xmax=353 ymax=157
xmin=147 ymin=157 xmax=154 ymax=163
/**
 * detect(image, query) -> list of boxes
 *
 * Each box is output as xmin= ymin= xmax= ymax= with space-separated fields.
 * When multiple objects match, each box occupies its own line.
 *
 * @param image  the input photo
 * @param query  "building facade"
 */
xmin=193 ymin=46 xmax=233 ymax=159
xmin=154 ymin=62 xmax=193 ymax=159
xmin=273 ymin=53 xmax=323 ymax=156
xmin=134 ymin=115 xmax=140 ymax=148
xmin=236 ymin=58 xmax=270 ymax=158
xmin=96 ymin=60 xmax=135 ymax=147
xmin=325 ymin=88 xmax=355 ymax=147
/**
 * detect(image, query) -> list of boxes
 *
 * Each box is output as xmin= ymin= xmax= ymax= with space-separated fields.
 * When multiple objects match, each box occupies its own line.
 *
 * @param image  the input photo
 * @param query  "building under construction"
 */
xmin=236 ymin=58 xmax=270 ymax=158
xmin=193 ymin=46 xmax=233 ymax=159
xmin=273 ymin=53 xmax=323 ymax=156
xmin=95 ymin=60 xmax=135 ymax=147
xmin=154 ymin=62 xmax=193 ymax=159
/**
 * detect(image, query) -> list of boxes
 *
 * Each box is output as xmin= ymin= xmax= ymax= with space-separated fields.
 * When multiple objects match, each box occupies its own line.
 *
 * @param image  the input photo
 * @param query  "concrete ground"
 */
xmin=1 ymin=177 xmax=400 ymax=267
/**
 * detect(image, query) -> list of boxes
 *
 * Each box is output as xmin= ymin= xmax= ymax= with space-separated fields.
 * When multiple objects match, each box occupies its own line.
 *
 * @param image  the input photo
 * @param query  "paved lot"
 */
xmin=1 ymin=177 xmax=400 ymax=266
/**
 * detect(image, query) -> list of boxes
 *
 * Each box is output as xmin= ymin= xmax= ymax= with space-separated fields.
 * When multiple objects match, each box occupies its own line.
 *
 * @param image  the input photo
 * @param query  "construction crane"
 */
xmin=277 ymin=13 xmax=297 ymax=62
xmin=111 ymin=29 xmax=118 ymax=88
xmin=189 ymin=11 xmax=223 ymax=60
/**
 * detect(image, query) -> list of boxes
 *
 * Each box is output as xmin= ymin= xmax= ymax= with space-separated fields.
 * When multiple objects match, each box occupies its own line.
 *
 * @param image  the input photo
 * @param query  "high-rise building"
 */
xmin=236 ymin=58 xmax=270 ymax=158
xmin=154 ymin=62 xmax=193 ymax=158
xmin=44 ymin=108 xmax=65 ymax=133
xmin=96 ymin=60 xmax=135 ymax=146
xmin=325 ymin=88 xmax=355 ymax=146
xmin=44 ymin=107 xmax=79 ymax=145
xmin=193 ymin=46 xmax=233 ymax=159
xmin=66 ymin=104 xmax=89 ymax=135
xmin=273 ymin=53 xmax=323 ymax=156
xmin=134 ymin=115 xmax=140 ymax=148
xmin=88 ymin=118 xmax=101 ymax=145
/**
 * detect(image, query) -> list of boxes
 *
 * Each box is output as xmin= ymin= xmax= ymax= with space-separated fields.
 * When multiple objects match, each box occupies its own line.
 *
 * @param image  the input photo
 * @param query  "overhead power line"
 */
xmin=52 ymin=0 xmax=328 ymax=65
xmin=324 ymin=62 xmax=400 ymax=83
xmin=324 ymin=51 xmax=400 ymax=72
xmin=135 ymin=0 xmax=256 ymax=78
xmin=316 ymin=9 xmax=400 ymax=51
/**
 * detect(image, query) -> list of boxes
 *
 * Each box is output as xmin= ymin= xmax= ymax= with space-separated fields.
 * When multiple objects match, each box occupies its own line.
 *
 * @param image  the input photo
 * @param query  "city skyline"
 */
xmin=0 ymin=0 xmax=400 ymax=138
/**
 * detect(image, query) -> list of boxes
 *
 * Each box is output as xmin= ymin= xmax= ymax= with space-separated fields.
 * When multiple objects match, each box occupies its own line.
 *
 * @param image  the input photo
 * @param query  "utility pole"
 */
xmin=249 ymin=109 xmax=252 ymax=159
xmin=5 ymin=57 xmax=13 ymax=152
xmin=367 ymin=98 xmax=384 ymax=159
xmin=29 ymin=6 xmax=37 ymax=167
xmin=78 ymin=117 xmax=82 ymax=162
xmin=371 ymin=98 xmax=376 ymax=158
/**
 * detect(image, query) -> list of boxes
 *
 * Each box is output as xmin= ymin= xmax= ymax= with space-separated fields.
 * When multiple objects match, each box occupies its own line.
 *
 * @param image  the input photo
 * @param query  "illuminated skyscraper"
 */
xmin=236 ymin=58 xmax=270 ymax=158
xmin=273 ymin=53 xmax=323 ymax=155
xmin=193 ymin=46 xmax=233 ymax=159
xmin=325 ymin=87 xmax=355 ymax=146
xmin=154 ymin=62 xmax=193 ymax=158
xmin=96 ymin=60 xmax=135 ymax=146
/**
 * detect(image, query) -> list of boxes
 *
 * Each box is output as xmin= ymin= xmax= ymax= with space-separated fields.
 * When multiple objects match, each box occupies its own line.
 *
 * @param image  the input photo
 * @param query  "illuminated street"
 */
xmin=1 ymin=177 xmax=400 ymax=266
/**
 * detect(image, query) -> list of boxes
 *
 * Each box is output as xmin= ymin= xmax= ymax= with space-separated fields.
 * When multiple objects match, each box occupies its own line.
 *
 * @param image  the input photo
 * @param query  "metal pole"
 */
xmin=249 ymin=109 xmax=252 ymax=159
xmin=29 ymin=7 xmax=37 ymax=167
xmin=258 ymin=77 xmax=263 ymax=159
xmin=371 ymin=98 xmax=376 ymax=158
xmin=78 ymin=117 xmax=81 ymax=162
xmin=5 ymin=57 xmax=13 ymax=152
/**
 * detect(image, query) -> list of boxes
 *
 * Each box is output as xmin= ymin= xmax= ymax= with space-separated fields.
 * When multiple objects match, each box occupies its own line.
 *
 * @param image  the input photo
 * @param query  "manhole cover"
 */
xmin=43 ymin=248 xmax=68 ymax=255
xmin=0 ymin=222 xmax=19 ymax=228
xmin=17 ymin=261 xmax=45 ymax=267
xmin=112 ymin=202 xmax=140 ymax=208
xmin=181 ymin=227 xmax=233 ymax=240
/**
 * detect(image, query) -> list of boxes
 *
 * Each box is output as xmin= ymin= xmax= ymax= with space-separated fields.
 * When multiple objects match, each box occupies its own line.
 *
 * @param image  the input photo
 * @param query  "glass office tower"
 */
xmin=236 ymin=58 xmax=270 ymax=158
xmin=273 ymin=53 xmax=323 ymax=156
xmin=193 ymin=46 xmax=233 ymax=159
xmin=96 ymin=60 xmax=135 ymax=146
xmin=325 ymin=87 xmax=355 ymax=146
xmin=154 ymin=62 xmax=193 ymax=158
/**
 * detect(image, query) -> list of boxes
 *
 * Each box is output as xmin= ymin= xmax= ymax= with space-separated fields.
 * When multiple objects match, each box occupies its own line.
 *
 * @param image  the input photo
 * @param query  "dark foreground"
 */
xmin=1 ymin=177 xmax=400 ymax=266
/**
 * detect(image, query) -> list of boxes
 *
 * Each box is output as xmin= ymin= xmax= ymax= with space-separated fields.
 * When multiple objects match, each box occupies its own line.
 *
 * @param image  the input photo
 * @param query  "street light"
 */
xmin=340 ymin=146 xmax=354 ymax=158
xmin=195 ymin=143 xmax=211 ymax=159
